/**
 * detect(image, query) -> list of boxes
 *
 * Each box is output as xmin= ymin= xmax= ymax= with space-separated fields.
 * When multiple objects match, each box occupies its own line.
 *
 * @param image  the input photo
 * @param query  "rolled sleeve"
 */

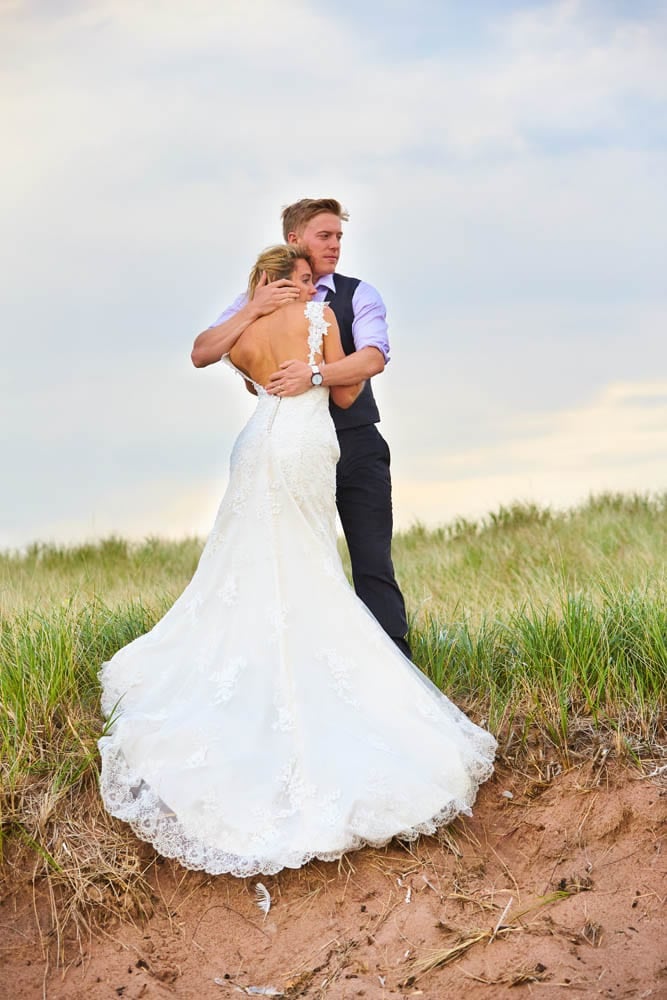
xmin=210 ymin=291 xmax=247 ymax=327
xmin=351 ymin=281 xmax=390 ymax=362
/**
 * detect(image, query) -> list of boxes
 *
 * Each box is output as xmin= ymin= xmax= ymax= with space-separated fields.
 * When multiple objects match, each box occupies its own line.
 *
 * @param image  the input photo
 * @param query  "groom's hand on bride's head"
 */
xmin=251 ymin=271 xmax=300 ymax=317
xmin=266 ymin=360 xmax=312 ymax=397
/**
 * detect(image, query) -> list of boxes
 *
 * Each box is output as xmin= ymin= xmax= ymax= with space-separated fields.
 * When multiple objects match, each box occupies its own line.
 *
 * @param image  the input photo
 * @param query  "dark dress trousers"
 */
xmin=325 ymin=274 xmax=411 ymax=659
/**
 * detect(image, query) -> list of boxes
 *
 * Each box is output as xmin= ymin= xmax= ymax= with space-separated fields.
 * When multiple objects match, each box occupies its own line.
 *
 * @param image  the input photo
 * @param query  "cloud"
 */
xmin=1 ymin=0 xmax=666 ymax=546
xmin=3 ymin=0 xmax=665 ymax=194
xmin=7 ymin=375 xmax=663 ymax=548
xmin=393 ymin=379 xmax=667 ymax=526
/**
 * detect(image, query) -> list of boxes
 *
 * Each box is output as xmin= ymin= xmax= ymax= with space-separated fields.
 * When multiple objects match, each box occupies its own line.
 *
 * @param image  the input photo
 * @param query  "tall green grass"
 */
xmin=0 ymin=536 xmax=202 ymax=616
xmin=393 ymin=493 xmax=667 ymax=624
xmin=1 ymin=493 xmax=665 ymax=938
xmin=412 ymin=585 xmax=666 ymax=754
xmin=4 ymin=492 xmax=665 ymax=620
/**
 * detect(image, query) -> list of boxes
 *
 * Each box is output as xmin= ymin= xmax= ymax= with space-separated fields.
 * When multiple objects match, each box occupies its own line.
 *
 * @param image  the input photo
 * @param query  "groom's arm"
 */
xmin=191 ymin=275 xmax=300 ymax=368
xmin=191 ymin=293 xmax=251 ymax=368
xmin=320 ymin=346 xmax=385 ymax=385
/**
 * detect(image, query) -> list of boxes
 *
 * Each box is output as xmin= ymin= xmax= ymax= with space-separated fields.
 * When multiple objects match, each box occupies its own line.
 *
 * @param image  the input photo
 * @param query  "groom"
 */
xmin=191 ymin=198 xmax=410 ymax=659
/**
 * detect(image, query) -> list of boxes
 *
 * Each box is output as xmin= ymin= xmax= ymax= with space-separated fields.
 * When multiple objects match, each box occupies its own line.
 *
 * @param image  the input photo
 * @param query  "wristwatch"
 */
xmin=310 ymin=364 xmax=324 ymax=386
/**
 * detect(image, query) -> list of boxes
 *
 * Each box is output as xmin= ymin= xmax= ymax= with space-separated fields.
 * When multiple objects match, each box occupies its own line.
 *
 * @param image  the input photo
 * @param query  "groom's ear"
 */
xmin=286 ymin=232 xmax=299 ymax=245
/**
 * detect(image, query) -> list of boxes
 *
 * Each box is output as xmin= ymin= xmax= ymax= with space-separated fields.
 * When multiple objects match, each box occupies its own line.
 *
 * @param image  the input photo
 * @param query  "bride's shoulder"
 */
xmin=303 ymin=300 xmax=330 ymax=320
xmin=270 ymin=301 xmax=302 ymax=319
xmin=282 ymin=300 xmax=325 ymax=321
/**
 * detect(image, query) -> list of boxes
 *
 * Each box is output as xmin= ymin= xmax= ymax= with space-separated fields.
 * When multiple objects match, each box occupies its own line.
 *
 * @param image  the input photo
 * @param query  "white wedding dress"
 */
xmin=99 ymin=302 xmax=496 ymax=877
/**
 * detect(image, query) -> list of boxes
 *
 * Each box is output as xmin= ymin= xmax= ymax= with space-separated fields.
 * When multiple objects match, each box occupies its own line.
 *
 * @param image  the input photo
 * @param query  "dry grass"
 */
xmin=4 ymin=778 xmax=154 ymax=962
xmin=401 ymin=891 xmax=573 ymax=984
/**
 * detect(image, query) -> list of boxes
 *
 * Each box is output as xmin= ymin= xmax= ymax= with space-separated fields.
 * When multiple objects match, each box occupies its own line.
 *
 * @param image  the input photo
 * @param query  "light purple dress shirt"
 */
xmin=210 ymin=273 xmax=391 ymax=362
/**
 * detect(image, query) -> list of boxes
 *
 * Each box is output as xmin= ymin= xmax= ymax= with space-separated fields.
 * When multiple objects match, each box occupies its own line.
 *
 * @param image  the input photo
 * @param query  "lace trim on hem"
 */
xmin=98 ymin=739 xmax=495 ymax=878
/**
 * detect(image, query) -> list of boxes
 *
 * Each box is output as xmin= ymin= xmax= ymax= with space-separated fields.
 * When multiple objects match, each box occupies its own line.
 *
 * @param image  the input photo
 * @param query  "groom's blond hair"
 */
xmin=281 ymin=199 xmax=349 ymax=241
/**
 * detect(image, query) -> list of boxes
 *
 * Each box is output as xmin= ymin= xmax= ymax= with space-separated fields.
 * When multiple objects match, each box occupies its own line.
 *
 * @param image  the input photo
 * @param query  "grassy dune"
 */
xmin=0 ymin=493 xmax=665 ymax=940
xmin=3 ymin=493 xmax=666 ymax=619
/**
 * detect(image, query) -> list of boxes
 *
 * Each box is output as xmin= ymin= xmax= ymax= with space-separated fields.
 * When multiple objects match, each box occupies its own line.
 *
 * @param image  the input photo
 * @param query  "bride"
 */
xmin=98 ymin=244 xmax=496 ymax=877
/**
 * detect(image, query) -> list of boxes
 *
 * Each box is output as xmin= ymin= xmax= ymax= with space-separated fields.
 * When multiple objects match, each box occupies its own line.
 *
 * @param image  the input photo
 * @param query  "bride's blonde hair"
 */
xmin=248 ymin=244 xmax=313 ymax=299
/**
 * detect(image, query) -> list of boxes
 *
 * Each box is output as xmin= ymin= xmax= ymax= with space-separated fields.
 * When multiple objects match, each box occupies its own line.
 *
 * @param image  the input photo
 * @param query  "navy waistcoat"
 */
xmin=325 ymin=274 xmax=381 ymax=431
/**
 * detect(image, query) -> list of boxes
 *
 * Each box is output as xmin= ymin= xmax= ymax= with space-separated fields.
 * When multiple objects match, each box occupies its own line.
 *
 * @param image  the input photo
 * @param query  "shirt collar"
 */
xmin=316 ymin=273 xmax=336 ymax=294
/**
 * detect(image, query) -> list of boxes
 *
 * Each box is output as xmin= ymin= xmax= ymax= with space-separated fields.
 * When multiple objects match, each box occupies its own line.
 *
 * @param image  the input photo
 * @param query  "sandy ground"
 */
xmin=2 ymin=762 xmax=666 ymax=1000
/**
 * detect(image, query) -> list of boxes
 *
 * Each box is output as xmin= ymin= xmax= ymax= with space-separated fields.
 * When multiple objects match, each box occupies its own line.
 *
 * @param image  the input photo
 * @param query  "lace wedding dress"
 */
xmin=99 ymin=302 xmax=496 ymax=877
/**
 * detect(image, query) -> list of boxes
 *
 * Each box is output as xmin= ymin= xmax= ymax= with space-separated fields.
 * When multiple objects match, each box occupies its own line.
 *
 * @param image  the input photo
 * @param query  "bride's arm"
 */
xmin=323 ymin=310 xmax=365 ymax=409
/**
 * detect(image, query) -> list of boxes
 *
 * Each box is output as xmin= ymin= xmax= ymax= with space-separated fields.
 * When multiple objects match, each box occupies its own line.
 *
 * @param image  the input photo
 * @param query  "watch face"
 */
xmin=312 ymin=373 xmax=323 ymax=386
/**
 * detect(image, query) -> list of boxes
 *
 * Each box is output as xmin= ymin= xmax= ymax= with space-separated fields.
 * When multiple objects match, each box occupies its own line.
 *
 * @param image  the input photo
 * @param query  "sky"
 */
xmin=1 ymin=0 xmax=666 ymax=548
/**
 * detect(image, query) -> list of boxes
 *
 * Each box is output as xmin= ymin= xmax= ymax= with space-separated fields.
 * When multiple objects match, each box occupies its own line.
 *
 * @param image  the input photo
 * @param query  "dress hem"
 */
xmin=98 ymin=738 xmax=495 ymax=879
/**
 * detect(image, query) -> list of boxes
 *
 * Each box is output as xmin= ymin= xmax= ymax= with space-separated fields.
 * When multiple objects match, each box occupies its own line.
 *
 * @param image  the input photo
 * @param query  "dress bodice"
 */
xmin=222 ymin=299 xmax=333 ymax=439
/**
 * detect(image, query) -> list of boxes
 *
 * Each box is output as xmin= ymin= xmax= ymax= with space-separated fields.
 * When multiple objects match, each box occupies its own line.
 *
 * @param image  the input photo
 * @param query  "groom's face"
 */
xmin=291 ymin=212 xmax=343 ymax=279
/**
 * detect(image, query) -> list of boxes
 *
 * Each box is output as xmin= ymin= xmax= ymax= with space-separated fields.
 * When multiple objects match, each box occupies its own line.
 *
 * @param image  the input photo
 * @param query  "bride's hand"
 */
xmin=266 ymin=360 xmax=312 ymax=397
xmin=251 ymin=272 xmax=300 ymax=316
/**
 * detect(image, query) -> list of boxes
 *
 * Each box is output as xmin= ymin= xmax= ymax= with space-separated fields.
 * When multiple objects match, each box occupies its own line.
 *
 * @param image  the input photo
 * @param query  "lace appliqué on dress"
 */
xmin=317 ymin=648 xmax=360 ymax=708
xmin=211 ymin=656 xmax=247 ymax=704
xmin=216 ymin=576 xmax=238 ymax=606
xmin=305 ymin=301 xmax=330 ymax=365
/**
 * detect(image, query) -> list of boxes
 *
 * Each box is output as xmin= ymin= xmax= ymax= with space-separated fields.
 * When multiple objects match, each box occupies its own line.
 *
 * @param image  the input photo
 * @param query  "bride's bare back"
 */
xmin=229 ymin=302 xmax=320 ymax=388
xmin=229 ymin=300 xmax=361 ymax=409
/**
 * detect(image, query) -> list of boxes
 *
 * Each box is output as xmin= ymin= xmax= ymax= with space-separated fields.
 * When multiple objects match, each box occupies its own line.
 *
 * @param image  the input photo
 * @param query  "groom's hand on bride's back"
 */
xmin=251 ymin=271 xmax=300 ymax=317
xmin=266 ymin=360 xmax=311 ymax=397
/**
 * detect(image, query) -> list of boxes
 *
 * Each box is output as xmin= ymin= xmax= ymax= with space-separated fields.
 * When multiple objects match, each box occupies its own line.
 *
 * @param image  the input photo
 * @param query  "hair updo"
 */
xmin=247 ymin=244 xmax=313 ymax=299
